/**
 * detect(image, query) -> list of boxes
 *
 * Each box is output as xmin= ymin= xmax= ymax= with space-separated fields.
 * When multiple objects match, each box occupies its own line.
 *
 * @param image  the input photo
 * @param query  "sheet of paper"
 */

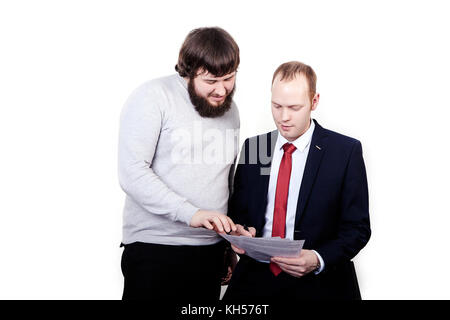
xmin=220 ymin=234 xmax=305 ymax=263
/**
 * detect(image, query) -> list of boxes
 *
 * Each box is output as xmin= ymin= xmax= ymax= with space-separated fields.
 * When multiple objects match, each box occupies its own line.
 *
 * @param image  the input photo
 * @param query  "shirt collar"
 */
xmin=276 ymin=119 xmax=315 ymax=153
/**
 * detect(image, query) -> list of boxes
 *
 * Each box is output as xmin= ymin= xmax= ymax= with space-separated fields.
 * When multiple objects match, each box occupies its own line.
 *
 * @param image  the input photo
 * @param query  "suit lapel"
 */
xmin=294 ymin=120 xmax=328 ymax=228
xmin=254 ymin=130 xmax=278 ymax=232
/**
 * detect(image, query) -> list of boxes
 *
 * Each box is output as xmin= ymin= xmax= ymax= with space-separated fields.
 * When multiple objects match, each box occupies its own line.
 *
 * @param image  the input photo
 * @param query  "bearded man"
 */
xmin=118 ymin=27 xmax=240 ymax=300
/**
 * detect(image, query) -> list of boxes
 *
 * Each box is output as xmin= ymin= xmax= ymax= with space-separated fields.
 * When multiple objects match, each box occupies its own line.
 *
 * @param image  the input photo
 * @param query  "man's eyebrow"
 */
xmin=204 ymin=72 xmax=236 ymax=81
xmin=271 ymin=102 xmax=304 ymax=108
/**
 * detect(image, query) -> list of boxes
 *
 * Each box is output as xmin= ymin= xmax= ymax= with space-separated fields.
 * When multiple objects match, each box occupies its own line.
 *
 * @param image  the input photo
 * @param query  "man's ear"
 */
xmin=311 ymin=93 xmax=320 ymax=111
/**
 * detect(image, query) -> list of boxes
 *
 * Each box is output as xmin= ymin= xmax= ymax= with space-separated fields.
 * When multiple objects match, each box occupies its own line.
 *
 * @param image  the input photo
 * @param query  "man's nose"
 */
xmin=214 ymin=82 xmax=226 ymax=96
xmin=281 ymin=108 xmax=290 ymax=121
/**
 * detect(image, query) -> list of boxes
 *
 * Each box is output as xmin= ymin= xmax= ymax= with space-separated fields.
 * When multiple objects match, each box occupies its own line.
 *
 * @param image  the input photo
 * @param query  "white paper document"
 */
xmin=220 ymin=234 xmax=305 ymax=263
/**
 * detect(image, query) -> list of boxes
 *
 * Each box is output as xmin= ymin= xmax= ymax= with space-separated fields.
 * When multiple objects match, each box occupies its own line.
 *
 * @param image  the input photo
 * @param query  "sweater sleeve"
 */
xmin=118 ymin=84 xmax=199 ymax=226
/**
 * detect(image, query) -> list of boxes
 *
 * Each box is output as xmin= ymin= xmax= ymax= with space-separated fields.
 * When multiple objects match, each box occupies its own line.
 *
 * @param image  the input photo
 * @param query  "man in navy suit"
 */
xmin=223 ymin=61 xmax=371 ymax=300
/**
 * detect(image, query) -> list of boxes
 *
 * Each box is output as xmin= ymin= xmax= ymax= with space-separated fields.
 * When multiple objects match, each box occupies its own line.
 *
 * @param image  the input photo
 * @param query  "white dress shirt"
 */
xmin=262 ymin=119 xmax=325 ymax=273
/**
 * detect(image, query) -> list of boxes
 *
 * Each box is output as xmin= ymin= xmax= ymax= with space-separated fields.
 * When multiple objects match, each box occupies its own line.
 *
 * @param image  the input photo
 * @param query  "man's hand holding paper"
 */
xmin=271 ymin=249 xmax=319 ymax=278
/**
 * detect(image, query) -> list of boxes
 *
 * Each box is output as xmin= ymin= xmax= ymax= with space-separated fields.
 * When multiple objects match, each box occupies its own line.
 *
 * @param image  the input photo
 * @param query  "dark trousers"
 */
xmin=223 ymin=256 xmax=361 ymax=301
xmin=121 ymin=241 xmax=226 ymax=301
xmin=223 ymin=257 xmax=320 ymax=301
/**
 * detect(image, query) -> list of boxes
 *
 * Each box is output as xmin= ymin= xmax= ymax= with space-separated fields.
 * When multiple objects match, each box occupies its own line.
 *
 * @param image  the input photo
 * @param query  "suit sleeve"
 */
xmin=316 ymin=141 xmax=371 ymax=268
xmin=227 ymin=139 xmax=250 ymax=225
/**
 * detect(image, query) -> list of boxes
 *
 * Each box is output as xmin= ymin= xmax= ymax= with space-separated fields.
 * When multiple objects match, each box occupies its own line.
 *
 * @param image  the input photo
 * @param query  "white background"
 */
xmin=1 ymin=0 xmax=449 ymax=299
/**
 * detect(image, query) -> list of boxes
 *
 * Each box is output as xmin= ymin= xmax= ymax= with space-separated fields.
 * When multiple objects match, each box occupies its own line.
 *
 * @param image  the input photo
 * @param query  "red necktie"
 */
xmin=270 ymin=143 xmax=297 ymax=276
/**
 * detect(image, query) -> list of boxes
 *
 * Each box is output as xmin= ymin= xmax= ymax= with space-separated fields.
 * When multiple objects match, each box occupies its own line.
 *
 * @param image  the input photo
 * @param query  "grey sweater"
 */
xmin=118 ymin=74 xmax=240 ymax=246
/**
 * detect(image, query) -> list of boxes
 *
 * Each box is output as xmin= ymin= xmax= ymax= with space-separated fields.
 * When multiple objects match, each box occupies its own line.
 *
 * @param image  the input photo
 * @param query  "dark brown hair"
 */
xmin=272 ymin=61 xmax=317 ymax=100
xmin=175 ymin=27 xmax=240 ymax=78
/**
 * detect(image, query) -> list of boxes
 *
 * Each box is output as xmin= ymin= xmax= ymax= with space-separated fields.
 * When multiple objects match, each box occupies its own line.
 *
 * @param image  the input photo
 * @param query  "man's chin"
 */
xmin=278 ymin=131 xmax=295 ymax=142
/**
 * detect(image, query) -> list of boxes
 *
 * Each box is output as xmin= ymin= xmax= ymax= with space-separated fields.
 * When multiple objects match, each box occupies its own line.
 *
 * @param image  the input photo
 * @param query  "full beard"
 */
xmin=188 ymin=80 xmax=235 ymax=118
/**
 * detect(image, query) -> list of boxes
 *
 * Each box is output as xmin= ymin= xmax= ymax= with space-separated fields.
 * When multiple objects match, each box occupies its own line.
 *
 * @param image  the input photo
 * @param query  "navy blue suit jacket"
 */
xmin=227 ymin=119 xmax=371 ymax=299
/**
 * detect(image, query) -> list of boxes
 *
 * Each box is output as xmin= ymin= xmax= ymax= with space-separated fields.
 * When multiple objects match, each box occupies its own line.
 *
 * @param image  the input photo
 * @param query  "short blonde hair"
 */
xmin=272 ymin=61 xmax=317 ymax=100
